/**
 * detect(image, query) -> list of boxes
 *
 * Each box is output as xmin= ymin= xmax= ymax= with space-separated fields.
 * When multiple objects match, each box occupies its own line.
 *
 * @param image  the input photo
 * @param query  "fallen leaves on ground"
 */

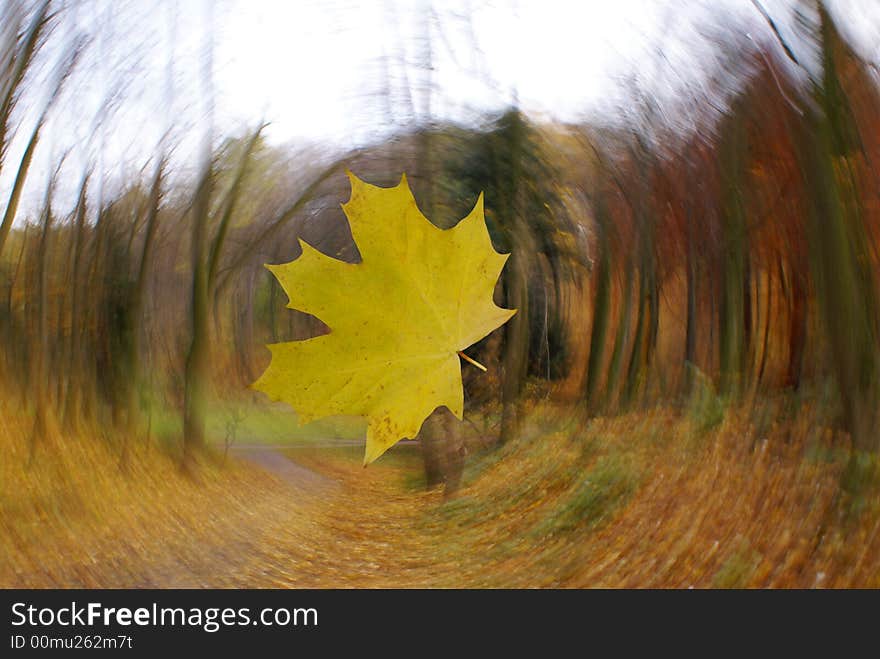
xmin=2 ymin=399 xmax=878 ymax=588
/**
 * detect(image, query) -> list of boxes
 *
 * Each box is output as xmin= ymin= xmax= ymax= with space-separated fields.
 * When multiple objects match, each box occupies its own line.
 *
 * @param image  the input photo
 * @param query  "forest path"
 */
xmin=203 ymin=444 xmax=467 ymax=588
xmin=231 ymin=445 xmax=340 ymax=492
xmin=135 ymin=447 xmax=343 ymax=588
xmin=132 ymin=443 xmax=454 ymax=588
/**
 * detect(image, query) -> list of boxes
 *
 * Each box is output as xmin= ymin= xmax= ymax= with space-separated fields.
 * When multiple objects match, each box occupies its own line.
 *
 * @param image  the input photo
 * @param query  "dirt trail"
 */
xmin=231 ymin=446 xmax=339 ymax=491
xmin=136 ymin=448 xmax=338 ymax=588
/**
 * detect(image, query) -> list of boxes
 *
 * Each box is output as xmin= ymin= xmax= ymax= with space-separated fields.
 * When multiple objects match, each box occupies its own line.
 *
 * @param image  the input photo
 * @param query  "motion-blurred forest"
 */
xmin=2 ymin=0 xmax=880 ymax=587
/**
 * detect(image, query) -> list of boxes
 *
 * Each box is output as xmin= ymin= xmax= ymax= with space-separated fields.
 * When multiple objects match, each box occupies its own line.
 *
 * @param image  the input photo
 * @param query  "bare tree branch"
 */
xmin=750 ymin=0 xmax=801 ymax=66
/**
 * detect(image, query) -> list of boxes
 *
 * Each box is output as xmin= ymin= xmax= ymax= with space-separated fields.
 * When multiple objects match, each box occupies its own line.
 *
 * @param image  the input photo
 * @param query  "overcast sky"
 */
xmin=4 ymin=0 xmax=880 ymax=214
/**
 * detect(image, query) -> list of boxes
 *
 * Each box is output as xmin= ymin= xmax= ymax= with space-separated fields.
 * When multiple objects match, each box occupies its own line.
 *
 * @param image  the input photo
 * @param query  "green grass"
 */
xmin=461 ymin=440 xmax=517 ymax=485
xmin=712 ymin=544 xmax=761 ymax=588
xmin=146 ymin=395 xmax=365 ymax=449
xmin=686 ymin=365 xmax=725 ymax=440
xmin=531 ymin=454 xmax=641 ymax=538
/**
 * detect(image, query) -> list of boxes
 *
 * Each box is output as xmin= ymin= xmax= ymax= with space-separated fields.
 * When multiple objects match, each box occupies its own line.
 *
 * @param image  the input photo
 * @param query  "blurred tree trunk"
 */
xmin=784 ymin=262 xmax=807 ymax=390
xmin=0 ymin=3 xmax=50 ymax=250
xmin=499 ymin=247 xmax=529 ymax=442
xmin=718 ymin=108 xmax=749 ymax=397
xmin=646 ymin=257 xmax=660 ymax=395
xmin=584 ymin=197 xmax=611 ymax=410
xmin=743 ymin=252 xmax=753 ymax=378
xmin=623 ymin=267 xmax=646 ymax=405
xmin=606 ymin=257 xmax=634 ymax=409
xmin=2 ymin=226 xmax=28 ymax=384
xmin=756 ymin=266 xmax=773 ymax=386
xmin=29 ymin=183 xmax=54 ymax=463
xmin=183 ymin=5 xmax=215 ymax=468
xmin=0 ymin=121 xmax=43 ymax=264
xmin=183 ymin=164 xmax=212 ymax=466
xmin=624 ymin=223 xmax=655 ymax=407
xmin=684 ymin=194 xmax=698 ymax=395
xmin=124 ymin=160 xmax=163 ymax=447
xmin=801 ymin=111 xmax=878 ymax=451
xmin=799 ymin=4 xmax=880 ymax=487
xmin=62 ymin=176 xmax=89 ymax=430
xmin=422 ymin=406 xmax=464 ymax=495
xmin=497 ymin=111 xmax=530 ymax=445
xmin=80 ymin=205 xmax=109 ymax=427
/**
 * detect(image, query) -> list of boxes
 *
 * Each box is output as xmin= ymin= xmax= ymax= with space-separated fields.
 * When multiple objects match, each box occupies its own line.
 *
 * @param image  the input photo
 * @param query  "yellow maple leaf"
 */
xmin=252 ymin=171 xmax=516 ymax=464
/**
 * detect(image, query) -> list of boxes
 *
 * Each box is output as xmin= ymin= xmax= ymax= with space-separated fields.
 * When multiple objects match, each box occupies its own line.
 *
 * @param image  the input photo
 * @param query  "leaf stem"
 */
xmin=458 ymin=351 xmax=487 ymax=372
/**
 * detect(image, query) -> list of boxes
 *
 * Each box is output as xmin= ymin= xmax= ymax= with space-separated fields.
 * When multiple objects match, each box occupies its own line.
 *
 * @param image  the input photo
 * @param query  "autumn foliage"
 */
xmin=1 ymin=0 xmax=880 ymax=588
